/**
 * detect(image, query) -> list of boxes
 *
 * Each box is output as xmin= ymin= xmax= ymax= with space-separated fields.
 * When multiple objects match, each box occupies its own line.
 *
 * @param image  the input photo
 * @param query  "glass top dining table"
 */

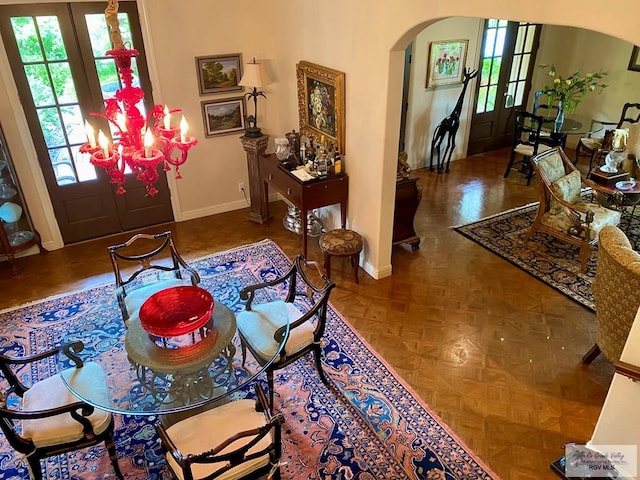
xmin=56 ymin=300 xmax=288 ymax=416
xmin=539 ymin=114 xmax=600 ymax=136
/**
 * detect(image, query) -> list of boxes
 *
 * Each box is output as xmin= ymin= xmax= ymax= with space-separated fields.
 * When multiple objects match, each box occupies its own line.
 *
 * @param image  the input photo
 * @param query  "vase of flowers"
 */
xmin=539 ymin=65 xmax=608 ymax=131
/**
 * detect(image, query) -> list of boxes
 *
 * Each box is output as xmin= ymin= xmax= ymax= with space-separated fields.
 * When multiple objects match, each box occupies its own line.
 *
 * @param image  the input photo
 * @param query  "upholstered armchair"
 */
xmin=583 ymin=225 xmax=640 ymax=364
xmin=108 ymin=231 xmax=200 ymax=326
xmin=527 ymin=147 xmax=621 ymax=272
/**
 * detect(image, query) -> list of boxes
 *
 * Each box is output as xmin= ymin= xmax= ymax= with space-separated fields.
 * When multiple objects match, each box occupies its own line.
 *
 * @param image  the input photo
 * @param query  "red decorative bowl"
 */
xmin=139 ymin=286 xmax=214 ymax=337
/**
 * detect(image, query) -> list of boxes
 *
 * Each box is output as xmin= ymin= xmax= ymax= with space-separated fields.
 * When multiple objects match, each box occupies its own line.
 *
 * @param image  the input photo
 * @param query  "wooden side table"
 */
xmin=392 ymin=175 xmax=422 ymax=250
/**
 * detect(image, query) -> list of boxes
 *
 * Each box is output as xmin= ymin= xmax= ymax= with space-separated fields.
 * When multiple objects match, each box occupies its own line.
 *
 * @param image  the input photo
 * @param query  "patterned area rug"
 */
xmin=0 ymin=239 xmax=496 ymax=480
xmin=453 ymin=201 xmax=640 ymax=312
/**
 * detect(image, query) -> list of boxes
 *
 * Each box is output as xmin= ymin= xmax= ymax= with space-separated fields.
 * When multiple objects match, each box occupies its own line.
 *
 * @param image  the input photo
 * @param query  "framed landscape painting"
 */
xmin=426 ymin=40 xmax=468 ymax=88
xmin=296 ymin=61 xmax=345 ymax=154
xmin=196 ymin=54 xmax=243 ymax=95
xmin=201 ymin=97 xmax=246 ymax=137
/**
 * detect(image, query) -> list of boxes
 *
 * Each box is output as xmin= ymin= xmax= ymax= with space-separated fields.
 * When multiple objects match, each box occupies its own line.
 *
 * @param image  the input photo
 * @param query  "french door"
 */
xmin=0 ymin=2 xmax=173 ymax=244
xmin=467 ymin=20 xmax=541 ymax=155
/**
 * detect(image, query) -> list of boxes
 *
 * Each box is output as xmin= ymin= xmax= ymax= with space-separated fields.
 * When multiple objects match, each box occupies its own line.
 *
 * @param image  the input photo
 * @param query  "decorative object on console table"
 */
xmin=0 ymin=123 xmax=46 ymax=274
xmin=238 ymin=58 xmax=272 ymax=138
xmin=260 ymin=153 xmax=348 ymax=257
xmin=393 ymin=175 xmax=422 ymax=250
xmin=240 ymin=134 xmax=270 ymax=224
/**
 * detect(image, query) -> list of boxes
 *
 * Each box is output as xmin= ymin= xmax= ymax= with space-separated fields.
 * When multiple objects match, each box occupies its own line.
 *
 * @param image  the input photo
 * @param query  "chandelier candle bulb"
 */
xmin=144 ymin=128 xmax=153 ymax=157
xmin=163 ymin=105 xmax=171 ymax=130
xmin=84 ymin=121 xmax=97 ymax=148
xmin=180 ymin=116 xmax=188 ymax=143
xmin=98 ymin=130 xmax=109 ymax=159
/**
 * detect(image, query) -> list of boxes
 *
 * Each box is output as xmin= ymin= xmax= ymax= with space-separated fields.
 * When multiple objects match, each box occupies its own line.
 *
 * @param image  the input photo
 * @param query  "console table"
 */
xmin=260 ymin=153 xmax=348 ymax=257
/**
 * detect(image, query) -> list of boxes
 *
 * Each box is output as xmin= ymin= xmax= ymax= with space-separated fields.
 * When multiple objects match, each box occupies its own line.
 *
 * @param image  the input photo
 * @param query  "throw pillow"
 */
xmin=550 ymin=170 xmax=581 ymax=214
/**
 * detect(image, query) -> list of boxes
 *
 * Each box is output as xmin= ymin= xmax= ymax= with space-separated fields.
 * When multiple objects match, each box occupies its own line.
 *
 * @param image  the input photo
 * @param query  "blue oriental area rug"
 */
xmin=0 ymin=239 xmax=496 ymax=479
xmin=453 ymin=200 xmax=618 ymax=312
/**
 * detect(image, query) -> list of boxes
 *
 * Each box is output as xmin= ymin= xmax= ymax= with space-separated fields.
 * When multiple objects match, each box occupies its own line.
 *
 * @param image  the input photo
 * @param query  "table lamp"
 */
xmin=239 ymin=58 xmax=272 ymax=138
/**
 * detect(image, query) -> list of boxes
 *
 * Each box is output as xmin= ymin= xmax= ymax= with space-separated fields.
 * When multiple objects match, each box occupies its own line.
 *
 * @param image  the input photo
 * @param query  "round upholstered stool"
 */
xmin=318 ymin=229 xmax=363 ymax=283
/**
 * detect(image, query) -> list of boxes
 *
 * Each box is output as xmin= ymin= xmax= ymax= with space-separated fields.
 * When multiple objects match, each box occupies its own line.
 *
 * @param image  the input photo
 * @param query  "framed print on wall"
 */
xmin=201 ymin=97 xmax=246 ymax=137
xmin=628 ymin=46 xmax=640 ymax=72
xmin=195 ymin=54 xmax=243 ymax=95
xmin=425 ymin=40 xmax=469 ymax=88
xmin=296 ymin=61 xmax=346 ymax=154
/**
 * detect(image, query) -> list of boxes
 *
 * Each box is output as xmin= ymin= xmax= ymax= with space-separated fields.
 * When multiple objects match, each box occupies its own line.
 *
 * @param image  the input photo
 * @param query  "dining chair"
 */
xmin=532 ymin=91 xmax=566 ymax=148
xmin=236 ymin=255 xmax=336 ymax=406
xmin=586 ymin=103 xmax=640 ymax=172
xmin=108 ymin=231 xmax=200 ymax=326
xmin=575 ymin=118 xmax=617 ymax=166
xmin=503 ymin=110 xmax=551 ymax=185
xmin=583 ymin=225 xmax=640 ymax=365
xmin=0 ymin=341 xmax=123 ymax=480
xmin=527 ymin=147 xmax=621 ymax=272
xmin=155 ymin=383 xmax=284 ymax=480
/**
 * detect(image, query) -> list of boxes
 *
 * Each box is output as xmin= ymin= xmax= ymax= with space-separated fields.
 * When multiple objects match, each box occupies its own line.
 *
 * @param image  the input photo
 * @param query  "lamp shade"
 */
xmin=239 ymin=60 xmax=271 ymax=88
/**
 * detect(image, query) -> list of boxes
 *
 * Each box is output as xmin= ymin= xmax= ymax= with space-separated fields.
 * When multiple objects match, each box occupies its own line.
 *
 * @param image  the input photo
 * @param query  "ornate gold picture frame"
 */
xmin=296 ymin=61 xmax=345 ymax=153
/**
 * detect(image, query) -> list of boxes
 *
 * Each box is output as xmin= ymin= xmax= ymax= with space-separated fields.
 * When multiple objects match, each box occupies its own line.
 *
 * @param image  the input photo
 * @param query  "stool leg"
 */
xmin=351 ymin=253 xmax=360 ymax=283
xmin=323 ymin=253 xmax=332 ymax=279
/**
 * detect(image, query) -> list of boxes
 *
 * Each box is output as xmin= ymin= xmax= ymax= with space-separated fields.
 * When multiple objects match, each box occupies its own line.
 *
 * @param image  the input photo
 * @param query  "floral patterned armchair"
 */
xmin=526 ymin=147 xmax=621 ymax=272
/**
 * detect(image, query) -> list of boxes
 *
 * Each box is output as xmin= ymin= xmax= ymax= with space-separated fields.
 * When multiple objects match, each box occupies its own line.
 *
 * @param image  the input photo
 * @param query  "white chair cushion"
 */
xmin=236 ymin=300 xmax=315 ymax=362
xmin=22 ymin=362 xmax=112 ymax=448
xmin=580 ymin=137 xmax=603 ymax=150
xmin=124 ymin=277 xmax=192 ymax=316
xmin=514 ymin=142 xmax=552 ymax=157
xmin=164 ymin=399 xmax=271 ymax=480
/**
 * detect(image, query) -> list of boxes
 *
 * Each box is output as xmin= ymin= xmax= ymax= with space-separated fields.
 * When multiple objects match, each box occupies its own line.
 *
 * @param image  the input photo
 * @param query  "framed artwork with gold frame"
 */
xmin=296 ymin=61 xmax=345 ymax=153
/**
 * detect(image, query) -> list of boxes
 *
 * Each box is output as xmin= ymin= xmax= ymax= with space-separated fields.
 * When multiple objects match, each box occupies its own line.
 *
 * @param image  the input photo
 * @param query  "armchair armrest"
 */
xmin=239 ymin=263 xmax=296 ymax=310
xmin=0 ymin=341 xmax=85 ymax=396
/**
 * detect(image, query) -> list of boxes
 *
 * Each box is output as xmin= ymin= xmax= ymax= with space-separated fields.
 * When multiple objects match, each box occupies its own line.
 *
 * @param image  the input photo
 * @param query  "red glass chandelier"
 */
xmin=81 ymin=0 xmax=196 ymax=196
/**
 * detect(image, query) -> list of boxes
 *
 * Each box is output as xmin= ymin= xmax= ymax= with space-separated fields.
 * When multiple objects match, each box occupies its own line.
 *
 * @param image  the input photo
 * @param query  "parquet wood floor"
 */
xmin=0 ymin=149 xmax=614 ymax=479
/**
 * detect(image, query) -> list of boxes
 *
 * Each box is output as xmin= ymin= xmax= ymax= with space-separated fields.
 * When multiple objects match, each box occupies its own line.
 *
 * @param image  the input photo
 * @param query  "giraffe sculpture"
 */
xmin=429 ymin=68 xmax=478 ymax=174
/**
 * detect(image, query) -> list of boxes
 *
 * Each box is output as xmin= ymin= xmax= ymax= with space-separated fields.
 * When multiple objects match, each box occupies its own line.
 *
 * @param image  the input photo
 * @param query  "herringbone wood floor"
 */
xmin=0 ymin=149 xmax=614 ymax=479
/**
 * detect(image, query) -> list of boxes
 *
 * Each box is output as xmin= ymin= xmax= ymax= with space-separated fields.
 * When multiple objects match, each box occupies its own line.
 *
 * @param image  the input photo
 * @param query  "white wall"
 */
xmin=531 ymin=25 xmax=640 ymax=149
xmin=2 ymin=0 xmax=640 ymax=279
xmin=405 ymin=18 xmax=482 ymax=170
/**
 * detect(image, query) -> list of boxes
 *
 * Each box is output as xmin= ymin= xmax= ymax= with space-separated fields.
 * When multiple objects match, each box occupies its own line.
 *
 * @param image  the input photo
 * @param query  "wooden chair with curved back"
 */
xmin=582 ymin=103 xmax=640 ymax=171
xmin=0 ymin=341 xmax=123 ymax=480
xmin=108 ymin=231 xmax=200 ymax=326
xmin=504 ymin=110 xmax=551 ymax=185
xmin=237 ymin=255 xmax=336 ymax=406
xmin=156 ymin=383 xmax=284 ymax=480
xmin=527 ymin=147 xmax=622 ymax=272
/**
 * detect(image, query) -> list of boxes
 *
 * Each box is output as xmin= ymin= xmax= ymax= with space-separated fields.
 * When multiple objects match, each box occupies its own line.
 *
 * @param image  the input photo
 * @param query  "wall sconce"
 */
xmin=238 ymin=58 xmax=272 ymax=138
